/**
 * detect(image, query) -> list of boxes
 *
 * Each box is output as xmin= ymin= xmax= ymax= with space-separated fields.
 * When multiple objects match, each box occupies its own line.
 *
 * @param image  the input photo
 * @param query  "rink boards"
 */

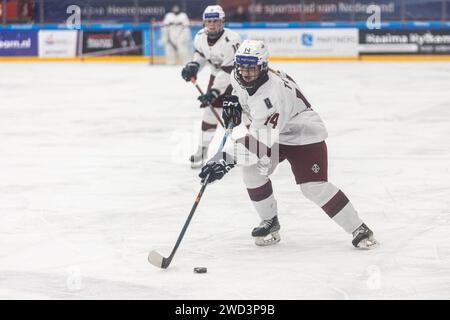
xmin=1 ymin=22 xmax=450 ymax=61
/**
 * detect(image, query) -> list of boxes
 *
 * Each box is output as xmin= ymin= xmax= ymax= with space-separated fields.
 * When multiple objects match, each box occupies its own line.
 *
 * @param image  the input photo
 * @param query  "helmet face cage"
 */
xmin=234 ymin=55 xmax=268 ymax=89
xmin=204 ymin=18 xmax=224 ymax=39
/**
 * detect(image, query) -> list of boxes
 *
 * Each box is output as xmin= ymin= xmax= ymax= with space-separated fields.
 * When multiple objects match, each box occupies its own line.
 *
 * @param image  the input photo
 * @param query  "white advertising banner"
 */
xmin=38 ymin=30 xmax=78 ymax=57
xmin=236 ymin=28 xmax=359 ymax=57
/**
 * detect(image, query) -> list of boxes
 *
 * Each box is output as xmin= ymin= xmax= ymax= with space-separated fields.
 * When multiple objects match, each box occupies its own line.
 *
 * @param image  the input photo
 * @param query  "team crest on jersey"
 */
xmin=264 ymin=98 xmax=273 ymax=109
xmin=312 ymin=164 xmax=320 ymax=173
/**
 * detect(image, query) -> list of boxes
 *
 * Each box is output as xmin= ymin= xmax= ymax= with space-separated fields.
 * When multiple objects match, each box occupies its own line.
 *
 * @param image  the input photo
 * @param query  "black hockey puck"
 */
xmin=193 ymin=267 xmax=207 ymax=274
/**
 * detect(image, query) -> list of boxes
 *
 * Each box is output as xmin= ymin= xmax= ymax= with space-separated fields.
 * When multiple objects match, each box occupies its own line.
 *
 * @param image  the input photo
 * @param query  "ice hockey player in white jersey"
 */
xmin=199 ymin=39 xmax=379 ymax=249
xmin=161 ymin=5 xmax=192 ymax=65
xmin=181 ymin=5 xmax=242 ymax=168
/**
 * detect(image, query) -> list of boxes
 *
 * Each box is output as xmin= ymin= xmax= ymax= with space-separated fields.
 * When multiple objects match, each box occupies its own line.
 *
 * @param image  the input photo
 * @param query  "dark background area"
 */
xmin=0 ymin=0 xmax=448 ymax=24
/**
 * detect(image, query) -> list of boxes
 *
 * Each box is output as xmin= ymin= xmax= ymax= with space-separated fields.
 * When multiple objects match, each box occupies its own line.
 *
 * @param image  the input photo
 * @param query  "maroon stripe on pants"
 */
xmin=247 ymin=180 xmax=273 ymax=202
xmin=202 ymin=121 xmax=218 ymax=131
xmin=321 ymin=190 xmax=349 ymax=218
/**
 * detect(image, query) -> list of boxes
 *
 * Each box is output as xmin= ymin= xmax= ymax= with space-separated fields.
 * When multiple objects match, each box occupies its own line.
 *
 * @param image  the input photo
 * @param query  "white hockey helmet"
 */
xmin=202 ymin=5 xmax=225 ymax=39
xmin=202 ymin=5 xmax=225 ymax=20
xmin=234 ymin=39 xmax=269 ymax=89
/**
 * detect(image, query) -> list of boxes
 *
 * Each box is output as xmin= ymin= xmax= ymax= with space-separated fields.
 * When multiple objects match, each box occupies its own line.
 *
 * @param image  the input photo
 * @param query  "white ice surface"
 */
xmin=0 ymin=61 xmax=449 ymax=299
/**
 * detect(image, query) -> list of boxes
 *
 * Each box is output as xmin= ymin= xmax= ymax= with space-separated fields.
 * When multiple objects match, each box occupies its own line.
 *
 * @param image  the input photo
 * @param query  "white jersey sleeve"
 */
xmin=210 ymin=30 xmax=241 ymax=94
xmin=161 ymin=13 xmax=172 ymax=43
xmin=179 ymin=12 xmax=190 ymax=27
xmin=192 ymin=30 xmax=208 ymax=72
xmin=269 ymin=69 xmax=328 ymax=146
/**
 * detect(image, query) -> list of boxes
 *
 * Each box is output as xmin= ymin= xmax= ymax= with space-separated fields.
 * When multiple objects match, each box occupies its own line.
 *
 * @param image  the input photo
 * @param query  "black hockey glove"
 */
xmin=198 ymin=88 xmax=220 ymax=106
xmin=181 ymin=61 xmax=200 ymax=81
xmin=222 ymin=95 xmax=243 ymax=127
xmin=199 ymin=152 xmax=235 ymax=184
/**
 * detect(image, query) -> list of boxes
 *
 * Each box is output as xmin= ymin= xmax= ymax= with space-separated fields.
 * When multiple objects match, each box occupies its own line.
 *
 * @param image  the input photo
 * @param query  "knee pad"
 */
xmin=300 ymin=181 xmax=339 ymax=207
xmin=242 ymin=165 xmax=269 ymax=189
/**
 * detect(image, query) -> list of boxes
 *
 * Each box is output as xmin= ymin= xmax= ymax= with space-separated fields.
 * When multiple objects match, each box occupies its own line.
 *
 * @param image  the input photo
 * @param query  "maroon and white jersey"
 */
xmin=193 ymin=28 xmax=241 ymax=95
xmin=225 ymin=69 xmax=328 ymax=164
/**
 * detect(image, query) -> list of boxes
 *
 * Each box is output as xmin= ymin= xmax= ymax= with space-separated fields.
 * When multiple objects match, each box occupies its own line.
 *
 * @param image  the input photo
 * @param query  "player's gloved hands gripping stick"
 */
xmin=198 ymin=88 xmax=220 ymax=106
xmin=181 ymin=61 xmax=200 ymax=81
xmin=199 ymin=152 xmax=235 ymax=184
xmin=198 ymin=96 xmax=243 ymax=183
xmin=222 ymin=95 xmax=242 ymax=127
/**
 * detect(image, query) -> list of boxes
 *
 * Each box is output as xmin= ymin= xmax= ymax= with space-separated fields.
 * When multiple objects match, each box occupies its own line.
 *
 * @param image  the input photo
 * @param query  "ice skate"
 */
xmin=189 ymin=146 xmax=208 ymax=169
xmin=252 ymin=216 xmax=281 ymax=246
xmin=352 ymin=223 xmax=379 ymax=249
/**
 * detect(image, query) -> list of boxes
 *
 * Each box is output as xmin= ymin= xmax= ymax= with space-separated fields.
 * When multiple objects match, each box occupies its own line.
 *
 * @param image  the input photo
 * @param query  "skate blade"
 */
xmin=255 ymin=231 xmax=281 ymax=246
xmin=356 ymin=237 xmax=379 ymax=250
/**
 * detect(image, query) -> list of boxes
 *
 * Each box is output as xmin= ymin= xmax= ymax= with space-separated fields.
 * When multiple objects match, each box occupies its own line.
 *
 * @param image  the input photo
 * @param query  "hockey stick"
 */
xmin=191 ymin=78 xmax=225 ymax=128
xmin=148 ymin=124 xmax=234 ymax=269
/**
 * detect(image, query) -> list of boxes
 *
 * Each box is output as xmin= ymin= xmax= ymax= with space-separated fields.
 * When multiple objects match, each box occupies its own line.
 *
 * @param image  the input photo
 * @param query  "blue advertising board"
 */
xmin=0 ymin=30 xmax=38 ymax=56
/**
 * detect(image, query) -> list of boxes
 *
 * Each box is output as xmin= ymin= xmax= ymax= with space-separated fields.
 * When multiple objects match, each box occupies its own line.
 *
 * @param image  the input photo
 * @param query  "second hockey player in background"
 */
xmin=161 ymin=5 xmax=192 ymax=65
xmin=181 ymin=5 xmax=243 ymax=168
